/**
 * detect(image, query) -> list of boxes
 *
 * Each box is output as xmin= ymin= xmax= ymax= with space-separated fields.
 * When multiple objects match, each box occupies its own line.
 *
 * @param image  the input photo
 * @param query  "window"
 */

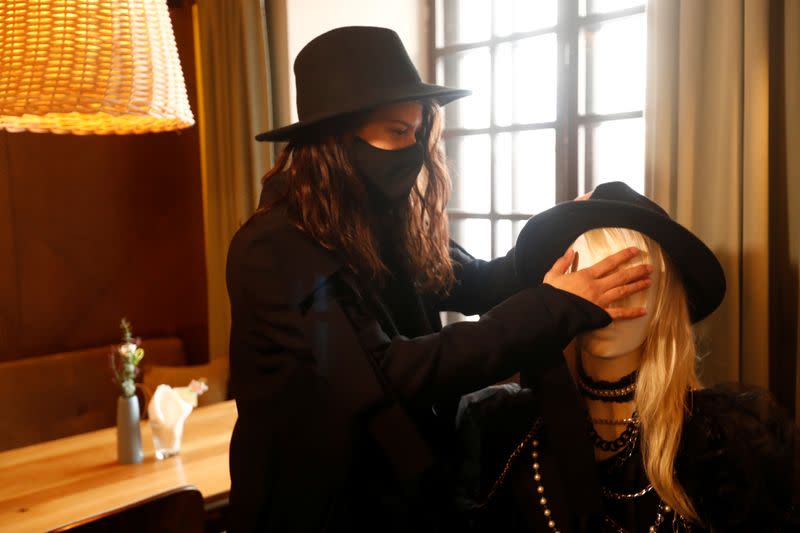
xmin=434 ymin=0 xmax=647 ymax=321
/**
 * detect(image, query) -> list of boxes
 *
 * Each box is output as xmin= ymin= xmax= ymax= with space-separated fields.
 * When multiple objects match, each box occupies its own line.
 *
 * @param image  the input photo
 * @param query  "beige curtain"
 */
xmin=193 ymin=0 xmax=274 ymax=359
xmin=787 ymin=1 xmax=800 ymax=419
xmin=646 ymin=0 xmax=800 ymax=415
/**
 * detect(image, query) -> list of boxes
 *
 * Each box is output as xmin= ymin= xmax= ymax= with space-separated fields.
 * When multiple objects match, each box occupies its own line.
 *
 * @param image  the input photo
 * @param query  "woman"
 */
xmin=455 ymin=182 xmax=799 ymax=532
xmin=226 ymin=27 xmax=653 ymax=532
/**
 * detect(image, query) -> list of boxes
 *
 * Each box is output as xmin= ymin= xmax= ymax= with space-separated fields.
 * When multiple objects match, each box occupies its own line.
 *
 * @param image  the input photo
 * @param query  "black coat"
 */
xmin=225 ymin=175 xmax=611 ymax=532
xmin=454 ymin=384 xmax=800 ymax=532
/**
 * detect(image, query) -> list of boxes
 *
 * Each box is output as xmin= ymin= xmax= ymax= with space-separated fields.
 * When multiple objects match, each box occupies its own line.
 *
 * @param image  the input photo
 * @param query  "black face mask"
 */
xmin=350 ymin=137 xmax=424 ymax=203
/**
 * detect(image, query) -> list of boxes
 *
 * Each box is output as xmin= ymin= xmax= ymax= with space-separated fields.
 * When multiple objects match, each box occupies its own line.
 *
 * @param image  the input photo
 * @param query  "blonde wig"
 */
xmin=575 ymin=227 xmax=701 ymax=522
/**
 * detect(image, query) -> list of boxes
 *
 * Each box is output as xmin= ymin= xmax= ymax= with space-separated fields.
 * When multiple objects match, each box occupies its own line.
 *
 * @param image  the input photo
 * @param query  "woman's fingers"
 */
xmin=597 ymin=263 xmax=653 ymax=293
xmin=585 ymin=247 xmax=640 ymax=277
xmin=598 ymin=278 xmax=653 ymax=308
xmin=543 ymin=247 xmax=653 ymax=318
xmin=544 ymin=248 xmax=575 ymax=281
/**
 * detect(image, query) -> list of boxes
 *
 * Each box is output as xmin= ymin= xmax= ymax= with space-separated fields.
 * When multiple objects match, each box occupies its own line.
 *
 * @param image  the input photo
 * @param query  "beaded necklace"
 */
xmin=529 ymin=436 xmax=675 ymax=533
xmin=588 ymin=413 xmax=639 ymax=452
xmin=592 ymin=415 xmax=637 ymax=425
xmin=576 ymin=357 xmax=638 ymax=402
xmin=479 ymin=419 xmax=685 ymax=532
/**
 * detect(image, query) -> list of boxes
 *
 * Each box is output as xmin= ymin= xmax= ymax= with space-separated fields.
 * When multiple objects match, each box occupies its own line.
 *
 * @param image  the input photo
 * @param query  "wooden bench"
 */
xmin=0 ymin=338 xmax=188 ymax=451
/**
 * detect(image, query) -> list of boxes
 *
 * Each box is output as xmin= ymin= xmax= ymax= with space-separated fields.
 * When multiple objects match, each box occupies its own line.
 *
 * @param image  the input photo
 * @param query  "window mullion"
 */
xmin=583 ymin=17 xmax=595 ymax=194
xmin=558 ymin=0 xmax=580 ymax=203
xmin=427 ymin=0 xmax=437 ymax=82
xmin=489 ymin=0 xmax=497 ymax=259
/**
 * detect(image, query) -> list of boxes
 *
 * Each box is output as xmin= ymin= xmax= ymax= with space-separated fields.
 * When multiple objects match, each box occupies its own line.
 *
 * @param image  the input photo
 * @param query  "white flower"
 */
xmin=188 ymin=379 xmax=209 ymax=395
xmin=119 ymin=342 xmax=137 ymax=356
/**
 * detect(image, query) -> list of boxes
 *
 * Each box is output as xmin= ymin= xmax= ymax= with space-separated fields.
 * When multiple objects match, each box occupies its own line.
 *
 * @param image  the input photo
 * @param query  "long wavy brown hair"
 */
xmin=259 ymin=101 xmax=455 ymax=294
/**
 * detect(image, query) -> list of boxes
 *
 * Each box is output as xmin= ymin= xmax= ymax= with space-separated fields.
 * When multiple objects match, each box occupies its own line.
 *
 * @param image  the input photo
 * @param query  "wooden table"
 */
xmin=0 ymin=400 xmax=237 ymax=533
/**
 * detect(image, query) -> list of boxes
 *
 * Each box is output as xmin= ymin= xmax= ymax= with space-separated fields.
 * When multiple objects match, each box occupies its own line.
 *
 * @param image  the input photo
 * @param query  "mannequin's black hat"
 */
xmin=515 ymin=181 xmax=726 ymax=323
xmin=255 ymin=26 xmax=470 ymax=142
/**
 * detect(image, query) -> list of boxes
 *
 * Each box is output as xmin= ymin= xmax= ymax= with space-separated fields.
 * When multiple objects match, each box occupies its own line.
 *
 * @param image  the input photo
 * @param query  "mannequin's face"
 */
xmin=355 ymin=101 xmax=423 ymax=150
xmin=574 ymin=230 xmax=661 ymax=358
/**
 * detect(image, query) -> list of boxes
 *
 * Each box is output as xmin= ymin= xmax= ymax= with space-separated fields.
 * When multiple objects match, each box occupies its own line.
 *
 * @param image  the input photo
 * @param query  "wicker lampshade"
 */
xmin=0 ymin=0 xmax=195 ymax=135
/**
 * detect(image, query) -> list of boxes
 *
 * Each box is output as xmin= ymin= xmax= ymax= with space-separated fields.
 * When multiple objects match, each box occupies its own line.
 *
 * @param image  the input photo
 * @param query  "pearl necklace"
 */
xmin=530 ymin=437 xmax=675 ymax=533
xmin=591 ymin=415 xmax=638 ymax=425
xmin=478 ymin=419 xmax=685 ymax=532
xmin=530 ymin=438 xmax=560 ymax=532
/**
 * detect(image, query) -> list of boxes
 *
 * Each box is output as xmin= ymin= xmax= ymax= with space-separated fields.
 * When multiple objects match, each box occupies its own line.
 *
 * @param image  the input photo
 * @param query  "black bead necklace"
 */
xmin=588 ymin=412 xmax=639 ymax=452
xmin=576 ymin=357 xmax=638 ymax=402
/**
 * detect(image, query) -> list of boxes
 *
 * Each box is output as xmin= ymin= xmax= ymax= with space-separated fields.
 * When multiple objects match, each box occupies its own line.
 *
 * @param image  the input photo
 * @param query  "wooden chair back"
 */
xmin=53 ymin=485 xmax=205 ymax=533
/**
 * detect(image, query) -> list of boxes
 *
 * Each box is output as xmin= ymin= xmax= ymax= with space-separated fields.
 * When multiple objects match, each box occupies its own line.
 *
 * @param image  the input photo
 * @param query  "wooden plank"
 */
xmin=0 ymin=133 xmax=19 ymax=363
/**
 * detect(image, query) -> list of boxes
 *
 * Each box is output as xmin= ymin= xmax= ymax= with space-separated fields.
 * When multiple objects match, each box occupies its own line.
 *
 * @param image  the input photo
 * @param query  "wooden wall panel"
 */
xmin=0 ymin=5 xmax=208 ymax=363
xmin=0 ymin=136 xmax=20 ymax=358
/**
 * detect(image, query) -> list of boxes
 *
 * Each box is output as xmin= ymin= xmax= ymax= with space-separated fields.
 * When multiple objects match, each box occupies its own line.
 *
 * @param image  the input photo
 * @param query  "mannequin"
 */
xmin=453 ymin=184 xmax=799 ymax=533
xmin=572 ymin=227 xmax=702 ymax=525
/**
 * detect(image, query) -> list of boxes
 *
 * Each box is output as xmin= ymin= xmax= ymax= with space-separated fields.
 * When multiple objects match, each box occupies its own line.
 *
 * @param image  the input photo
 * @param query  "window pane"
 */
xmin=513 ymin=129 xmax=556 ymax=214
xmin=581 ymin=14 xmax=646 ymax=115
xmin=445 ymin=134 xmax=491 ymax=213
xmin=578 ymin=125 xmax=587 ymax=195
xmin=494 ymin=220 xmax=513 ymax=258
xmin=590 ymin=118 xmax=645 ymax=193
xmin=495 ymin=34 xmax=558 ymax=125
xmin=494 ymin=0 xmax=558 ymax=37
xmin=442 ymin=310 xmax=479 ymax=324
xmin=494 ymin=133 xmax=512 ymax=214
xmin=494 ymin=219 xmax=527 ymax=257
xmin=495 ymin=131 xmax=556 ymax=215
xmin=581 ymin=0 xmax=646 ymax=16
xmin=439 ymin=48 xmax=491 ymax=129
xmin=450 ymin=218 xmax=492 ymax=261
xmin=494 ymin=219 xmax=528 ymax=258
xmin=437 ymin=0 xmax=492 ymax=47
xmin=514 ymin=220 xmax=528 ymax=244
xmin=494 ymin=44 xmax=513 ymax=127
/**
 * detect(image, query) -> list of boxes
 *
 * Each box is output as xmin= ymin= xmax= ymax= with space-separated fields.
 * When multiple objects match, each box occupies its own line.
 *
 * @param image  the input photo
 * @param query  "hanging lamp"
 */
xmin=0 ymin=0 xmax=194 ymax=135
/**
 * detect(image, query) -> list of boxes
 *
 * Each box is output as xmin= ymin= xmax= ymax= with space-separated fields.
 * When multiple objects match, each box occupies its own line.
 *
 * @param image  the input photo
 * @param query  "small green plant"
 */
xmin=110 ymin=318 xmax=144 ymax=398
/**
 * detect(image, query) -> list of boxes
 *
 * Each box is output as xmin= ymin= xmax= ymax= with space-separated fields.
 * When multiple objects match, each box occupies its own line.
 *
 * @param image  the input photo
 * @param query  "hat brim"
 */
xmin=255 ymin=83 xmax=470 ymax=142
xmin=515 ymin=200 xmax=726 ymax=323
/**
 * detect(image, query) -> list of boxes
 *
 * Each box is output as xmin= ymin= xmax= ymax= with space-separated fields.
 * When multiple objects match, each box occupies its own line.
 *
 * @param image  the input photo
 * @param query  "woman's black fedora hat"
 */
xmin=515 ymin=181 xmax=726 ymax=323
xmin=255 ymin=26 xmax=470 ymax=142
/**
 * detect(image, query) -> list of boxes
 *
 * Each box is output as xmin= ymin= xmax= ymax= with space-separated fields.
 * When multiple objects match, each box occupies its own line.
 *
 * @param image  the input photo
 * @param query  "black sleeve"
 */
xmin=439 ymin=241 xmax=526 ymax=316
xmin=230 ymin=231 xmax=609 ymax=409
xmin=365 ymin=283 xmax=611 ymax=405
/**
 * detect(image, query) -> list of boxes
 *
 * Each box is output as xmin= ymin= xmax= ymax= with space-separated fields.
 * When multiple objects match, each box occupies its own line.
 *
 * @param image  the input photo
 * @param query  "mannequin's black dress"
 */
xmin=454 ymin=383 xmax=800 ymax=532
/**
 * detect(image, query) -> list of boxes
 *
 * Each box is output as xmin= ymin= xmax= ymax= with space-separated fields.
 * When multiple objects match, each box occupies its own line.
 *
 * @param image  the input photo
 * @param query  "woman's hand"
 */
xmin=543 ymin=247 xmax=652 ymax=320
